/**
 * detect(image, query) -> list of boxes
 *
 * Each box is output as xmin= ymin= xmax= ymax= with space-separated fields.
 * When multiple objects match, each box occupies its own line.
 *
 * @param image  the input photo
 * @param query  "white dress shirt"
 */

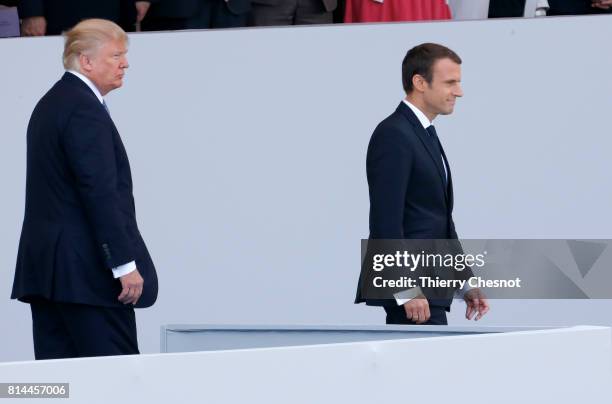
xmin=403 ymin=99 xmax=447 ymax=180
xmin=66 ymin=70 xmax=136 ymax=279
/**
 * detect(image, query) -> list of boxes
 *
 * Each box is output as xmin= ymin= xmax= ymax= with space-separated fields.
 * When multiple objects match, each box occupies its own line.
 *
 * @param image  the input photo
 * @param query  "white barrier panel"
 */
xmin=0 ymin=326 xmax=609 ymax=403
xmin=160 ymin=324 xmax=563 ymax=352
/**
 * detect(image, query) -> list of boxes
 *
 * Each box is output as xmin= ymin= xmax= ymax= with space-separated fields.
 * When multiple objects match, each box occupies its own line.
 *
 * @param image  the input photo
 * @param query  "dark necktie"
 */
xmin=426 ymin=125 xmax=447 ymax=184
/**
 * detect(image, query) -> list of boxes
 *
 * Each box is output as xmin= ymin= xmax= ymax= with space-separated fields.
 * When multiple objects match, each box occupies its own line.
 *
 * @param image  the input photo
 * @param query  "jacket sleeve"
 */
xmin=366 ymin=125 xmax=412 ymax=239
xmin=17 ymin=0 xmax=45 ymax=19
xmin=360 ymin=125 xmax=415 ymax=304
xmin=62 ymin=104 xmax=135 ymax=269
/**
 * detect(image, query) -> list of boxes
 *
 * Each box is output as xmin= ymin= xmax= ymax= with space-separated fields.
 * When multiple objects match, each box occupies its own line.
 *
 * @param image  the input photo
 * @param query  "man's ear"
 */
xmin=78 ymin=53 xmax=92 ymax=74
xmin=412 ymin=74 xmax=428 ymax=93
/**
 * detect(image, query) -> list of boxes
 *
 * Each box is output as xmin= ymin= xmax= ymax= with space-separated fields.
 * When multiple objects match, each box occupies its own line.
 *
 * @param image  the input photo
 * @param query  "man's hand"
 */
xmin=135 ymin=1 xmax=151 ymax=23
xmin=464 ymin=288 xmax=490 ymax=321
xmin=403 ymin=295 xmax=430 ymax=324
xmin=592 ymin=0 xmax=612 ymax=9
xmin=21 ymin=16 xmax=46 ymax=36
xmin=118 ymin=269 xmax=144 ymax=305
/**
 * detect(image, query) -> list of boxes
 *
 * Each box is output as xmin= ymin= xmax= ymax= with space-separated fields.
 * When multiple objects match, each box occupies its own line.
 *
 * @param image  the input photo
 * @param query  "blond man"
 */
xmin=12 ymin=19 xmax=158 ymax=359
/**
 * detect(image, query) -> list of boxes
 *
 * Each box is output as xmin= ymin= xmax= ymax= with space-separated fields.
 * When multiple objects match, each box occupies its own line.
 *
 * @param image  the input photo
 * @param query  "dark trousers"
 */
xmin=251 ymin=0 xmax=333 ymax=26
xmin=186 ymin=0 xmax=249 ymax=28
xmin=384 ymin=305 xmax=448 ymax=325
xmin=333 ymin=0 xmax=345 ymax=22
xmin=30 ymin=300 xmax=139 ymax=360
xmin=142 ymin=0 xmax=248 ymax=31
xmin=488 ymin=0 xmax=526 ymax=18
xmin=141 ymin=16 xmax=187 ymax=31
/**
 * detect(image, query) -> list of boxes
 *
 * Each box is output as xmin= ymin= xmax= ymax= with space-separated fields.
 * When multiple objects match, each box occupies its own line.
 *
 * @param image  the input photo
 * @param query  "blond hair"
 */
xmin=62 ymin=19 xmax=128 ymax=71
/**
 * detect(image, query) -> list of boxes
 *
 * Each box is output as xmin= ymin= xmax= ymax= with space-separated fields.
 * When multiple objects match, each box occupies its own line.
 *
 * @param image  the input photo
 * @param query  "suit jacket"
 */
xmin=355 ymin=102 xmax=471 ymax=308
xmin=17 ymin=0 xmax=137 ymax=35
xmin=11 ymin=73 xmax=158 ymax=308
xmin=147 ymin=0 xmax=251 ymax=18
xmin=252 ymin=0 xmax=337 ymax=12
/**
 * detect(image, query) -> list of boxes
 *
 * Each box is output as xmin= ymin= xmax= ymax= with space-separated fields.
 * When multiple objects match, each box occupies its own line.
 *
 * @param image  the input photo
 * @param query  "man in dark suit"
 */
xmin=355 ymin=43 xmax=489 ymax=325
xmin=11 ymin=18 xmax=158 ymax=359
xmin=141 ymin=0 xmax=251 ymax=31
xmin=250 ymin=0 xmax=336 ymax=25
xmin=18 ymin=0 xmax=150 ymax=36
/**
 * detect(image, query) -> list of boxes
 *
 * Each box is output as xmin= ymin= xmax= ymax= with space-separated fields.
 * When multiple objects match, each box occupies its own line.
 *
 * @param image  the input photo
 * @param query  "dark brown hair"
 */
xmin=402 ymin=43 xmax=462 ymax=94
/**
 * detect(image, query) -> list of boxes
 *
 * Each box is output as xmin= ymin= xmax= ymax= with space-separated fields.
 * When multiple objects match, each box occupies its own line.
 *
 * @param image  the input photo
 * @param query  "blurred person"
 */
xmin=592 ymin=0 xmax=612 ymax=9
xmin=250 ymin=0 xmax=336 ymax=26
xmin=488 ymin=0 xmax=526 ymax=17
xmin=18 ymin=0 xmax=151 ymax=36
xmin=0 ymin=1 xmax=19 ymax=37
xmin=489 ymin=0 xmax=612 ymax=16
xmin=11 ymin=19 xmax=158 ymax=359
xmin=546 ymin=0 xmax=612 ymax=14
xmin=354 ymin=43 xmax=489 ymax=325
xmin=333 ymin=0 xmax=346 ymax=22
xmin=141 ymin=0 xmax=251 ymax=31
xmin=344 ymin=0 xmax=451 ymax=23
xmin=488 ymin=0 xmax=550 ymax=17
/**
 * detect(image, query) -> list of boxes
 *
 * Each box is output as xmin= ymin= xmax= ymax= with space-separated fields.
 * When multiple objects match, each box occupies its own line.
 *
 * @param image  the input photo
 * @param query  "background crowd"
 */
xmin=0 ymin=0 xmax=610 ymax=38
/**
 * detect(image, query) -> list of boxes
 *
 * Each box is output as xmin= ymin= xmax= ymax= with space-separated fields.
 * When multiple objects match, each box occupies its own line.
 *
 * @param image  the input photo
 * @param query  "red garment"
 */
xmin=345 ymin=0 xmax=451 ymax=23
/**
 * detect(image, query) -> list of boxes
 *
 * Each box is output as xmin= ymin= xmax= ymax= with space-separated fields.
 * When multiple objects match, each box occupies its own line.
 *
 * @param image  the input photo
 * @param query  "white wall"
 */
xmin=1 ymin=15 xmax=612 ymax=362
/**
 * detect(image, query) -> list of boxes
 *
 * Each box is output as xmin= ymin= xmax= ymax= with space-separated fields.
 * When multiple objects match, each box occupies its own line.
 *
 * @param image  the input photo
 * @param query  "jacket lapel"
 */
xmin=61 ymin=72 xmax=132 ymax=184
xmin=61 ymin=72 xmax=111 ymax=118
xmin=396 ymin=103 xmax=448 ymax=197
xmin=439 ymin=145 xmax=454 ymax=211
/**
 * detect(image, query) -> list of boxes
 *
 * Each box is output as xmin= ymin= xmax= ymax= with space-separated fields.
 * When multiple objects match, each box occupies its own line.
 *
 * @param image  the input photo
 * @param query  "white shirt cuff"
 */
xmin=393 ymin=287 xmax=423 ymax=306
xmin=112 ymin=261 xmax=136 ymax=279
xmin=454 ymin=278 xmax=474 ymax=299
xmin=394 ymin=281 xmax=473 ymax=304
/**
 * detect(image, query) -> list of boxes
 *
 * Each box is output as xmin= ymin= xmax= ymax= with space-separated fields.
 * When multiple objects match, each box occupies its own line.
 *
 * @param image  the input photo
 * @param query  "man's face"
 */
xmin=81 ymin=39 xmax=129 ymax=96
xmin=421 ymin=58 xmax=463 ymax=118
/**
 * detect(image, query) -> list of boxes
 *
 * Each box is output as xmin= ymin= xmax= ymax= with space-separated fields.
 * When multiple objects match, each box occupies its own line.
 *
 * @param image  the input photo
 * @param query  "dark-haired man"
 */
xmin=355 ymin=43 xmax=489 ymax=325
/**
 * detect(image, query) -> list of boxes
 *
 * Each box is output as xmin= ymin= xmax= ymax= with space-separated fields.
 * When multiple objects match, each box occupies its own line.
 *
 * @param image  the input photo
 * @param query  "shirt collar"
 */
xmin=67 ymin=70 xmax=104 ymax=105
xmin=403 ymin=99 xmax=432 ymax=129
